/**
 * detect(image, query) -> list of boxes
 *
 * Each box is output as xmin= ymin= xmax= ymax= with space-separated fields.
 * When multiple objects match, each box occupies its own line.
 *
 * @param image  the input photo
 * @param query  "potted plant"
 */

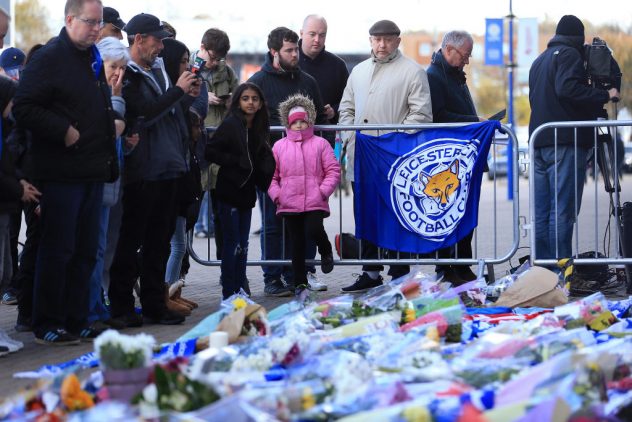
xmin=94 ymin=329 xmax=156 ymax=403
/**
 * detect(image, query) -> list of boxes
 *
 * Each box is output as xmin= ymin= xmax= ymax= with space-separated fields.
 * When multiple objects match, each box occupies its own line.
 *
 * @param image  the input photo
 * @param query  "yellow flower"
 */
xmin=302 ymin=387 xmax=316 ymax=410
xmin=233 ymin=297 xmax=247 ymax=310
xmin=404 ymin=308 xmax=416 ymax=323
xmin=402 ymin=405 xmax=431 ymax=422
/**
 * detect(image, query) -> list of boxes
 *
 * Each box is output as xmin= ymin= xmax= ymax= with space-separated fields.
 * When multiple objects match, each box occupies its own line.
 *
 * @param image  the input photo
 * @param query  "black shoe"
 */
xmin=144 ymin=309 xmax=185 ymax=325
xmin=240 ymin=278 xmax=251 ymax=296
xmin=439 ymin=267 xmax=466 ymax=286
xmin=15 ymin=315 xmax=32 ymax=332
xmin=111 ymin=312 xmax=143 ymax=328
xmin=102 ymin=318 xmax=127 ymax=330
xmin=321 ymin=253 xmax=334 ymax=274
xmin=454 ymin=266 xmax=477 ymax=282
xmin=264 ymin=278 xmax=292 ymax=297
xmin=341 ymin=273 xmax=383 ymax=293
xmin=34 ymin=328 xmax=80 ymax=346
xmin=73 ymin=324 xmax=106 ymax=342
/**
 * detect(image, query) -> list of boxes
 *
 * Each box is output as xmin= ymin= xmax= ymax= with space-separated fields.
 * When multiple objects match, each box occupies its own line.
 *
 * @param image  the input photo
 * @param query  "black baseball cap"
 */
xmin=123 ymin=13 xmax=171 ymax=39
xmin=103 ymin=7 xmax=126 ymax=30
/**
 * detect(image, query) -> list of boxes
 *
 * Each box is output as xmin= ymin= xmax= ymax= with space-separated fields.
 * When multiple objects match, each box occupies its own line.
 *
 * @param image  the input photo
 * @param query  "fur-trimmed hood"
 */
xmin=278 ymin=94 xmax=317 ymax=128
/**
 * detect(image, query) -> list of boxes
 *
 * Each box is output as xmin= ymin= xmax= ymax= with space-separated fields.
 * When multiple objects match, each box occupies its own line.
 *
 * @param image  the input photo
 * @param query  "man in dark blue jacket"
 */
xmin=528 ymin=15 xmax=618 ymax=260
xmin=427 ymin=30 xmax=481 ymax=284
xmin=13 ymin=0 xmax=118 ymax=345
xmin=248 ymin=27 xmax=326 ymax=297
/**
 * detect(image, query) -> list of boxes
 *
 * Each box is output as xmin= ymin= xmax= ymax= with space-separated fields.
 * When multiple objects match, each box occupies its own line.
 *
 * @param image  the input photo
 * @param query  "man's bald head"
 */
xmin=300 ymin=14 xmax=328 ymax=59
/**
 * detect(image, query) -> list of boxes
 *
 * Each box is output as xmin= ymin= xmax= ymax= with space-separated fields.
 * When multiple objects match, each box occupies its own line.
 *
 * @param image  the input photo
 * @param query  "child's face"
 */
xmin=290 ymin=119 xmax=308 ymax=130
xmin=238 ymin=88 xmax=262 ymax=116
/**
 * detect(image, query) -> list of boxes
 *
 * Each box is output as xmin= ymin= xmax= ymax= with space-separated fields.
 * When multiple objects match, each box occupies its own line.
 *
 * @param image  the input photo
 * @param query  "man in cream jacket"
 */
xmin=338 ymin=19 xmax=432 ymax=292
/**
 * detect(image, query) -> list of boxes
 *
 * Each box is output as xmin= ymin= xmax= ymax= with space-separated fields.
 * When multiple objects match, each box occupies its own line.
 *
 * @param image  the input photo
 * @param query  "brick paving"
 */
xmin=1 ymin=175 xmax=629 ymax=399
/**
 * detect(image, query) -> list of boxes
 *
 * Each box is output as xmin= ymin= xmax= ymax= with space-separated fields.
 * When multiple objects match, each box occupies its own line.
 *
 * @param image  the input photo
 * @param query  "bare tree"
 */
xmin=15 ymin=0 xmax=54 ymax=51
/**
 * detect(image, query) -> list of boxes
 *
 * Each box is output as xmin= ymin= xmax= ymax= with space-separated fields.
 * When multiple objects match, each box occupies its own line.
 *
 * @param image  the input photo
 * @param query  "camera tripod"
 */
xmin=593 ymin=103 xmax=632 ymax=293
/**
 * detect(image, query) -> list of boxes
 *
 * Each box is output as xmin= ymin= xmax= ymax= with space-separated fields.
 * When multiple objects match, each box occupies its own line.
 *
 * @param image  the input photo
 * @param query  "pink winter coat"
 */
xmin=268 ymin=127 xmax=341 ymax=215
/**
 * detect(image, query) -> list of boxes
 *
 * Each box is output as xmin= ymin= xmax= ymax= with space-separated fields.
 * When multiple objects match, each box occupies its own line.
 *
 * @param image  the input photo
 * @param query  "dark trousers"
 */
xmin=8 ymin=206 xmax=22 ymax=292
xmin=108 ymin=179 xmax=178 ymax=318
xmin=217 ymin=200 xmax=251 ymax=299
xmin=284 ymin=211 xmax=332 ymax=287
xmin=436 ymin=230 xmax=474 ymax=271
xmin=257 ymin=189 xmax=292 ymax=283
xmin=32 ymin=182 xmax=103 ymax=334
xmin=351 ymin=182 xmax=409 ymax=279
xmin=15 ymin=200 xmax=40 ymax=322
xmin=210 ymin=190 xmax=223 ymax=260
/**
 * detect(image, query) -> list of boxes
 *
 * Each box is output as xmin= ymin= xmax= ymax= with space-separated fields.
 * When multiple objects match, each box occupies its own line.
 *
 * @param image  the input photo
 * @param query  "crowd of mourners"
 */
xmin=0 ymin=0 xmax=620 ymax=352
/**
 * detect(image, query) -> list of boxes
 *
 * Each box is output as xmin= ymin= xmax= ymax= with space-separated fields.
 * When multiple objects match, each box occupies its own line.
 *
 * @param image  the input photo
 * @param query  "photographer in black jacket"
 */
xmin=528 ymin=15 xmax=619 ymax=261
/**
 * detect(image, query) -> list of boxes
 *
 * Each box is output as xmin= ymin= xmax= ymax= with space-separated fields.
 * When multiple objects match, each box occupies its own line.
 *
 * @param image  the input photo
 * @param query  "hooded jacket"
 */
xmin=248 ymin=52 xmax=327 ymax=144
xmin=338 ymin=49 xmax=433 ymax=182
xmin=13 ymin=27 xmax=118 ymax=183
xmin=268 ymin=95 xmax=341 ymax=215
xmin=121 ymin=57 xmax=188 ymax=184
xmin=427 ymin=49 xmax=478 ymax=123
xmin=528 ymin=34 xmax=610 ymax=148
xmin=205 ymin=114 xmax=275 ymax=209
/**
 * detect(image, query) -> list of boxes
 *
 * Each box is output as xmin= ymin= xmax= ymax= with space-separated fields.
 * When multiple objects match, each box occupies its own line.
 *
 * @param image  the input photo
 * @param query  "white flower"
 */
xmin=142 ymin=383 xmax=158 ymax=403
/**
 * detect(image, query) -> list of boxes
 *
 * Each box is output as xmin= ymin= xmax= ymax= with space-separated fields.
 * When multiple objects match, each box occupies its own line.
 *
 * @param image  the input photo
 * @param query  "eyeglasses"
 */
xmin=453 ymin=48 xmax=471 ymax=61
xmin=74 ymin=16 xmax=105 ymax=28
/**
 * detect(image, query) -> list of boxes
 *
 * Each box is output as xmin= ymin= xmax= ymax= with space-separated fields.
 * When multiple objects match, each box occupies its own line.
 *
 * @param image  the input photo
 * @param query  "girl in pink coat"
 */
xmin=268 ymin=94 xmax=341 ymax=293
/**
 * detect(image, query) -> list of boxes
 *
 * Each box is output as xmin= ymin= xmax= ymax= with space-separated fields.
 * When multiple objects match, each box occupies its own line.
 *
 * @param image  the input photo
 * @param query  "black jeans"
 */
xmin=32 ymin=182 xmax=103 ymax=334
xmin=436 ymin=230 xmax=474 ymax=272
xmin=351 ymin=182 xmax=410 ymax=279
xmin=15 ymin=200 xmax=40 ymax=322
xmin=284 ymin=211 xmax=332 ymax=287
xmin=108 ymin=179 xmax=178 ymax=318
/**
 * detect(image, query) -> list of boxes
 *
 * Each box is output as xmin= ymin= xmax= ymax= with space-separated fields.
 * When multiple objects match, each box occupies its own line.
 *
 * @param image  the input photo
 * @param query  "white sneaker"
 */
xmin=307 ymin=273 xmax=327 ymax=291
xmin=0 ymin=330 xmax=23 ymax=352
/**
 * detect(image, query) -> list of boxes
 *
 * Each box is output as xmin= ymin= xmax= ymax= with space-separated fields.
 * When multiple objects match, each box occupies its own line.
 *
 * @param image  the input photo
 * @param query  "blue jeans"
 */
xmin=87 ymin=205 xmax=112 ymax=324
xmin=33 ymin=182 xmax=103 ymax=334
xmin=194 ymin=191 xmax=214 ymax=235
xmin=257 ymin=189 xmax=292 ymax=283
xmin=533 ymin=145 xmax=589 ymax=259
xmin=217 ymin=200 xmax=251 ymax=298
xmin=165 ymin=216 xmax=187 ymax=284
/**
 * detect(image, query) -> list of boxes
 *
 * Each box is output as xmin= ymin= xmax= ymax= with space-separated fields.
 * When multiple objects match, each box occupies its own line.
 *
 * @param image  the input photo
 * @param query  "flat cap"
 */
xmin=369 ymin=20 xmax=400 ymax=36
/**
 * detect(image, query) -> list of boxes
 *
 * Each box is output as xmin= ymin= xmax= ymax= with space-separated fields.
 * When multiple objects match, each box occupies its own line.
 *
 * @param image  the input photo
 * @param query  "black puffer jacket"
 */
xmin=248 ymin=53 xmax=326 ymax=143
xmin=205 ymin=114 xmax=275 ymax=209
xmin=427 ymin=50 xmax=478 ymax=123
xmin=13 ymin=28 xmax=118 ymax=182
xmin=528 ymin=34 xmax=610 ymax=148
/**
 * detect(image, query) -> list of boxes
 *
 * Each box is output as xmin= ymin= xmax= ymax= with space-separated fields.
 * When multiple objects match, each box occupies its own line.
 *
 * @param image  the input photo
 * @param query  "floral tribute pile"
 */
xmin=2 ymin=264 xmax=632 ymax=421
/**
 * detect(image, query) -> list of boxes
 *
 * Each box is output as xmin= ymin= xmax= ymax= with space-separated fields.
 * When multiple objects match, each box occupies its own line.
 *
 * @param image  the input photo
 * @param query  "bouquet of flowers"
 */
xmin=94 ymin=329 xmax=155 ymax=370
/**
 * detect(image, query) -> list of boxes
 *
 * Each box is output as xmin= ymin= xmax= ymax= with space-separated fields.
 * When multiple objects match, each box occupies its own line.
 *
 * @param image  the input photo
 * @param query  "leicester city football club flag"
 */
xmin=354 ymin=121 xmax=500 ymax=254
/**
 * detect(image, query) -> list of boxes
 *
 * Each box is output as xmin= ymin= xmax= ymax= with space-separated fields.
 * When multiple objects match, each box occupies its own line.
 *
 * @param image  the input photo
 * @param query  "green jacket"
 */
xmin=191 ymin=51 xmax=239 ymax=127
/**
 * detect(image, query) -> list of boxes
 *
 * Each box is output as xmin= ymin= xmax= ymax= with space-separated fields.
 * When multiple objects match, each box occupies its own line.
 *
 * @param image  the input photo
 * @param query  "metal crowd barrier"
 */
xmin=189 ymin=123 xmax=521 ymax=280
xmin=528 ymin=120 xmax=632 ymax=289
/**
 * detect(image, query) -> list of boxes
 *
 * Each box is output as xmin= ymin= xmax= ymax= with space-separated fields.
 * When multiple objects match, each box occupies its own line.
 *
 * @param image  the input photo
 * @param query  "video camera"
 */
xmin=585 ymin=37 xmax=622 ymax=91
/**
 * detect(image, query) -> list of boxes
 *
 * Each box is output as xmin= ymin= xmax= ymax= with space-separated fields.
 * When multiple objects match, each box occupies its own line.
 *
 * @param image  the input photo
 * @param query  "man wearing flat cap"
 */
xmin=528 ymin=14 xmax=619 ymax=261
xmin=338 ymin=19 xmax=433 ymax=293
xmin=107 ymin=13 xmax=199 ymax=327
xmin=99 ymin=6 xmax=126 ymax=41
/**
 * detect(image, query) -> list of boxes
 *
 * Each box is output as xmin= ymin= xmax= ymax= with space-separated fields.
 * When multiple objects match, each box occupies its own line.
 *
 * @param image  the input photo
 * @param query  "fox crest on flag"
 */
xmin=354 ymin=121 xmax=500 ymax=254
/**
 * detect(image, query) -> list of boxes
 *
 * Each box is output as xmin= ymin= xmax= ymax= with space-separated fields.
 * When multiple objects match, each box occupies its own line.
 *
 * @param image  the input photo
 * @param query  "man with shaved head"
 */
xmin=299 ymin=15 xmax=349 ymax=130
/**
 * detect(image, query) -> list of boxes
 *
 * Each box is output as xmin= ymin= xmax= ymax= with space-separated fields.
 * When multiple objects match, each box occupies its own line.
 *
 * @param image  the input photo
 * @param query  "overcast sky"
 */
xmin=43 ymin=0 xmax=632 ymax=53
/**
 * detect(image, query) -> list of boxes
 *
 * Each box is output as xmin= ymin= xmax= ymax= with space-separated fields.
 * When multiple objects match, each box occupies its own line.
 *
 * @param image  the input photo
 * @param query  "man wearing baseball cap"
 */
xmin=108 ymin=13 xmax=199 ymax=327
xmin=99 ymin=6 xmax=126 ymax=41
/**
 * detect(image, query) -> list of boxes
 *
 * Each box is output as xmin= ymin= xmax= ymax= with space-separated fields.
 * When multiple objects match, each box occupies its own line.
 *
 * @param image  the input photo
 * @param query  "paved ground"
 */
xmin=1 ymin=174 xmax=630 ymax=399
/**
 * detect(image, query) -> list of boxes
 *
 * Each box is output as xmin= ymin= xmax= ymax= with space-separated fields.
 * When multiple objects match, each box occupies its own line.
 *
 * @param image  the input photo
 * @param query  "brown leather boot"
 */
xmin=165 ymin=285 xmax=191 ymax=316
xmin=171 ymin=284 xmax=198 ymax=309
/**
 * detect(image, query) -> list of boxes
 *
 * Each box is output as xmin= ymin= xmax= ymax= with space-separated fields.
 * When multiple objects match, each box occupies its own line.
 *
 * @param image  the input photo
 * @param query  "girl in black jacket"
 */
xmin=205 ymin=82 xmax=275 ymax=299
